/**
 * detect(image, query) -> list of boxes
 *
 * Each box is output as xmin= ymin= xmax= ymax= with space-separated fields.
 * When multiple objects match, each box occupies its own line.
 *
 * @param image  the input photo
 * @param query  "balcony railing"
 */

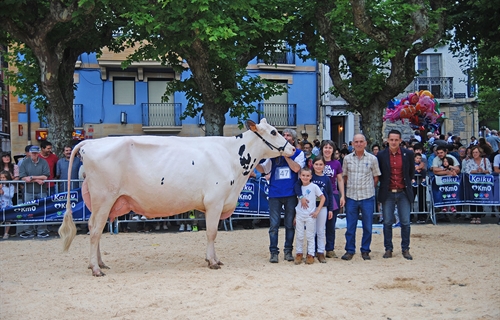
xmin=39 ymin=104 xmax=83 ymax=128
xmin=258 ymin=103 xmax=297 ymax=127
xmin=257 ymin=51 xmax=295 ymax=65
xmin=413 ymin=77 xmax=453 ymax=99
xmin=142 ymin=103 xmax=182 ymax=127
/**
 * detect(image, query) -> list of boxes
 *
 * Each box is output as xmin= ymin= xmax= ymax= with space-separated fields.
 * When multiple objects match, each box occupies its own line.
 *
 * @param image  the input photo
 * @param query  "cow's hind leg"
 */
xmin=87 ymin=211 xmax=110 ymax=276
xmin=97 ymin=242 xmax=110 ymax=270
xmin=204 ymin=209 xmax=224 ymax=269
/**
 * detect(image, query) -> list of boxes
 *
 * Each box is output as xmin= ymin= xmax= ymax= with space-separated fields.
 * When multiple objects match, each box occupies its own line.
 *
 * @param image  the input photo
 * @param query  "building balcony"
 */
xmin=142 ymin=103 xmax=182 ymax=134
xmin=412 ymin=77 xmax=453 ymax=99
xmin=256 ymin=51 xmax=296 ymax=71
xmin=257 ymin=103 xmax=297 ymax=128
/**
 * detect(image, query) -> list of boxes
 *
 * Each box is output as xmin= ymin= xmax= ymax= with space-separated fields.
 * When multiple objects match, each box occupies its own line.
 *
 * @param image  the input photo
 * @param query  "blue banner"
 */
xmin=1 ymin=188 xmax=91 ymax=223
xmin=463 ymin=174 xmax=500 ymax=204
xmin=431 ymin=173 xmax=500 ymax=207
xmin=233 ymin=177 xmax=270 ymax=216
xmin=431 ymin=174 xmax=464 ymax=207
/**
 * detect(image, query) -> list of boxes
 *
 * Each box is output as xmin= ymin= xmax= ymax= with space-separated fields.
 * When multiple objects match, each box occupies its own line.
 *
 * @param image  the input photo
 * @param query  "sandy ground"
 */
xmin=1 ymin=220 xmax=499 ymax=320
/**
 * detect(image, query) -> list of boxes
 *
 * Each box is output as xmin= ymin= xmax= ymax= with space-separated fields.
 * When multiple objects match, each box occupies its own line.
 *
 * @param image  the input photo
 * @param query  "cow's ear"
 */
xmin=246 ymin=120 xmax=257 ymax=132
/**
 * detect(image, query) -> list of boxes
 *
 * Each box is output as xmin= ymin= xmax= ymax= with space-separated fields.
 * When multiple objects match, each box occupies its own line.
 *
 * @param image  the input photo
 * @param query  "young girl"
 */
xmin=295 ymin=157 xmax=337 ymax=263
xmin=0 ymin=170 xmax=15 ymax=239
xmin=294 ymin=167 xmax=325 ymax=265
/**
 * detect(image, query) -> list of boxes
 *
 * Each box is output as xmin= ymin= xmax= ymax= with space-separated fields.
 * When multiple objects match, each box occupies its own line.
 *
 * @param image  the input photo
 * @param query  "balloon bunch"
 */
xmin=383 ymin=90 xmax=445 ymax=132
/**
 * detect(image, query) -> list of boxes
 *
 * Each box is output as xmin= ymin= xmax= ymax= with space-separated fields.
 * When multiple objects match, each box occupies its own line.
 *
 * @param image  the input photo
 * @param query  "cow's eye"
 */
xmin=271 ymin=130 xmax=277 ymax=136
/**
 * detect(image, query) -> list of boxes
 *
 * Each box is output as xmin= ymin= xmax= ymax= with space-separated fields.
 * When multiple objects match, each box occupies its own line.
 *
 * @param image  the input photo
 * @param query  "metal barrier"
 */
xmin=0 ymin=179 xmax=90 ymax=228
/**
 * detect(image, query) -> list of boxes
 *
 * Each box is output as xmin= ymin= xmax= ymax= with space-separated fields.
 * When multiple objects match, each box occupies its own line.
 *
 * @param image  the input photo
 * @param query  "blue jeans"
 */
xmin=325 ymin=193 xmax=340 ymax=252
xmin=345 ymin=197 xmax=374 ymax=254
xmin=268 ymin=196 xmax=297 ymax=254
xmin=382 ymin=191 xmax=411 ymax=251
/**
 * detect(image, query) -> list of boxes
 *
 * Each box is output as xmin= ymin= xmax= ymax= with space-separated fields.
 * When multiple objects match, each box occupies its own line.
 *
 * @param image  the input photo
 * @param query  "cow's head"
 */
xmin=246 ymin=119 xmax=296 ymax=158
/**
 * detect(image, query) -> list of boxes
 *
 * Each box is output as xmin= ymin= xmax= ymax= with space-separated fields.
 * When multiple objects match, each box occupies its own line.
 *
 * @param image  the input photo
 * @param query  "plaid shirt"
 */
xmin=342 ymin=151 xmax=381 ymax=201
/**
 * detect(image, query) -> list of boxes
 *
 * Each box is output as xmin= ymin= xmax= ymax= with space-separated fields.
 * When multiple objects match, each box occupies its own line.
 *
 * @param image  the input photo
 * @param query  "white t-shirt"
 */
xmin=295 ymin=183 xmax=323 ymax=217
xmin=432 ymin=154 xmax=459 ymax=168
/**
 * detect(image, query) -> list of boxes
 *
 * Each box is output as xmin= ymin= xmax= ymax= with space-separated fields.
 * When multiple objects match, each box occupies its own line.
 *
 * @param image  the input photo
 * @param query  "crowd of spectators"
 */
xmin=3 ymin=127 xmax=500 ymax=242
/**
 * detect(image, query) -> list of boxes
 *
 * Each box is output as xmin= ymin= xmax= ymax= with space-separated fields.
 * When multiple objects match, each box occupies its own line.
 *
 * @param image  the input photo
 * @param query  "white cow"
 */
xmin=59 ymin=119 xmax=295 ymax=276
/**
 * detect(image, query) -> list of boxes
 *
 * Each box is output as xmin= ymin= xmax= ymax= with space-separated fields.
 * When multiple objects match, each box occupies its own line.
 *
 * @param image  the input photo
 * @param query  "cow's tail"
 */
xmin=59 ymin=142 xmax=84 ymax=251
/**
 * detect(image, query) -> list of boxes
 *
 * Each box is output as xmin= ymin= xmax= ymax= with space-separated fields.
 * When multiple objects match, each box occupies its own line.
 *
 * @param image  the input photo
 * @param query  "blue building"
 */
xmin=9 ymin=46 xmax=319 ymax=155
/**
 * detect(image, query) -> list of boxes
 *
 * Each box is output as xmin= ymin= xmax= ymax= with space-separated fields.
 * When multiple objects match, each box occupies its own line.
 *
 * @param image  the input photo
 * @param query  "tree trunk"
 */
xmin=36 ymin=48 xmax=79 ymax=157
xmin=358 ymin=104 xmax=384 ymax=150
xmin=186 ymin=40 xmax=231 ymax=136
xmin=203 ymin=103 xmax=227 ymax=136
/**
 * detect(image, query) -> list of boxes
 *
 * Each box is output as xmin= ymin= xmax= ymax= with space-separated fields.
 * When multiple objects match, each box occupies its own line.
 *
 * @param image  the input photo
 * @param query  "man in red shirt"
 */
xmin=377 ymin=130 xmax=415 ymax=260
xmin=39 ymin=140 xmax=59 ymax=195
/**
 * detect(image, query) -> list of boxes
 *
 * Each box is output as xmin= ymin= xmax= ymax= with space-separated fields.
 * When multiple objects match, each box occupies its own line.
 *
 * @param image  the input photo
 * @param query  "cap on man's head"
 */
xmin=29 ymin=146 xmax=41 ymax=153
xmin=427 ymin=132 xmax=433 ymax=137
xmin=492 ymin=130 xmax=498 ymax=135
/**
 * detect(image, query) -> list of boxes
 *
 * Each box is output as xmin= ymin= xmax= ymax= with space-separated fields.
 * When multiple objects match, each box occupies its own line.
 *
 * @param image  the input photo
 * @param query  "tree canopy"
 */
xmin=0 ymin=0 xmax=128 ymax=155
xmin=120 ymin=0 xmax=290 ymax=136
xmin=448 ymin=0 xmax=500 ymax=124
xmin=287 ymin=0 xmax=447 ymax=146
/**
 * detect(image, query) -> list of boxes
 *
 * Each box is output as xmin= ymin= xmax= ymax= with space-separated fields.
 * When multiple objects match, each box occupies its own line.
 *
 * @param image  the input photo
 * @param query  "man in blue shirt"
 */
xmin=257 ymin=128 xmax=305 ymax=263
xmin=56 ymin=145 xmax=81 ymax=192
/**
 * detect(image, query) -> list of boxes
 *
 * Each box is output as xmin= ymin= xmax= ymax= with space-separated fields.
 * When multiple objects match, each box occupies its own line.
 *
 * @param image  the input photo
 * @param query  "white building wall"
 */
xmin=320 ymin=45 xmax=478 ymax=144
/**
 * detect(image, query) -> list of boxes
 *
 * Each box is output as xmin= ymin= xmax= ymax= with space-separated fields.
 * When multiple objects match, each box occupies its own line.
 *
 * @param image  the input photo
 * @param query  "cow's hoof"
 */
xmin=92 ymin=270 xmax=106 ymax=277
xmin=209 ymin=263 xmax=221 ymax=270
xmin=206 ymin=259 xmax=221 ymax=269
xmin=99 ymin=264 xmax=110 ymax=269
xmin=217 ymin=261 xmax=224 ymax=266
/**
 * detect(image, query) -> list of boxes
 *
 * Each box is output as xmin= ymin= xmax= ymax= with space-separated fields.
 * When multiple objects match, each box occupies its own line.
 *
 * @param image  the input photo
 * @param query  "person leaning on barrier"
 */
xmin=493 ymin=153 xmax=500 ymax=174
xmin=431 ymin=145 xmax=460 ymax=176
xmin=56 ymin=145 xmax=81 ymax=193
xmin=1 ymin=152 xmax=20 ymax=206
xmin=18 ymin=145 xmax=50 ymax=238
xmin=462 ymin=146 xmax=492 ymax=224
xmin=39 ymin=141 xmax=59 ymax=196
xmin=377 ymin=130 xmax=415 ymax=260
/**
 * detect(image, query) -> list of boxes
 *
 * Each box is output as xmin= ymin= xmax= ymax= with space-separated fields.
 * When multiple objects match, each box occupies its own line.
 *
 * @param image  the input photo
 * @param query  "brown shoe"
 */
xmin=402 ymin=250 xmax=413 ymax=260
xmin=294 ymin=253 xmax=303 ymax=265
xmin=305 ymin=254 xmax=314 ymax=264
xmin=341 ymin=252 xmax=354 ymax=261
xmin=325 ymin=250 xmax=337 ymax=258
xmin=317 ymin=253 xmax=326 ymax=263
xmin=383 ymin=250 xmax=393 ymax=259
xmin=361 ymin=252 xmax=371 ymax=260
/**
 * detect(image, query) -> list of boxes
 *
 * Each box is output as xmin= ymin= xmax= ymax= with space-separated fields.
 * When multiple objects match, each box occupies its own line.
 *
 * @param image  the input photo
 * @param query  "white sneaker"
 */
xmin=186 ymin=224 xmax=192 ymax=231
xmin=140 ymin=215 xmax=147 ymax=220
xmin=132 ymin=215 xmax=140 ymax=221
xmin=155 ymin=225 xmax=160 ymax=231
xmin=163 ymin=224 xmax=168 ymax=230
xmin=179 ymin=224 xmax=185 ymax=231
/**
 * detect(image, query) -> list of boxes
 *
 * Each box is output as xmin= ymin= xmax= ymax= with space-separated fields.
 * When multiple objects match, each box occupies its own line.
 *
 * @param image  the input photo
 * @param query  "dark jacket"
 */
xmin=377 ymin=147 xmax=415 ymax=203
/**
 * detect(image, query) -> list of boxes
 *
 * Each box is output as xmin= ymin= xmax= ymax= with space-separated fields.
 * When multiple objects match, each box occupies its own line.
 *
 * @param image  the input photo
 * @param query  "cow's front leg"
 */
xmin=204 ymin=211 xmax=223 ymax=269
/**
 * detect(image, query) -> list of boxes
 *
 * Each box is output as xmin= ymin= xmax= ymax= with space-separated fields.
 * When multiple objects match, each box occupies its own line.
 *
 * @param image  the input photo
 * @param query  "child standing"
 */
xmin=412 ymin=153 xmax=428 ymax=187
xmin=295 ymin=157 xmax=337 ymax=263
xmin=294 ymin=167 xmax=325 ymax=265
xmin=0 ymin=171 xmax=15 ymax=239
